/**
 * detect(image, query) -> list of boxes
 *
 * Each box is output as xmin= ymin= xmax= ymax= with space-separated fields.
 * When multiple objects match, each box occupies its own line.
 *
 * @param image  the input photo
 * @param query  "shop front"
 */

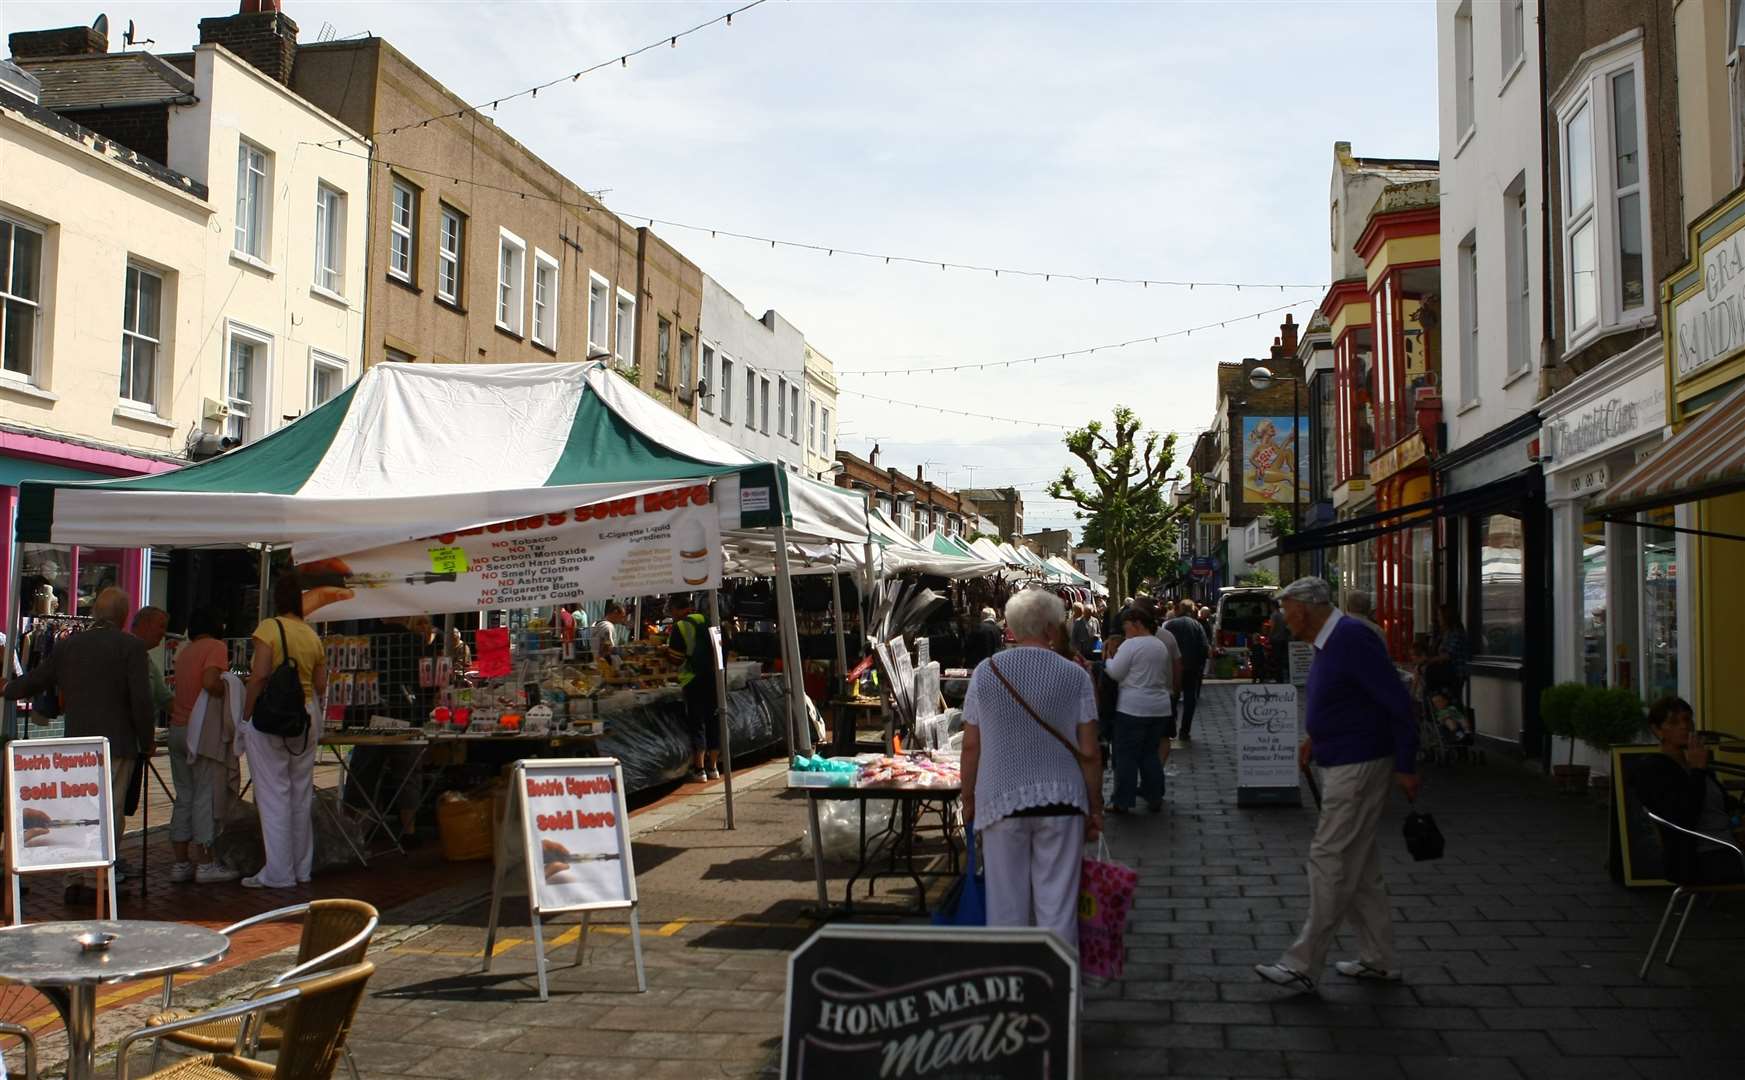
xmin=1368 ymin=431 xmax=1433 ymax=658
xmin=0 ymin=428 xmax=178 ymax=625
xmin=1431 ymin=413 xmax=1549 ymax=753
xmin=1596 ymin=184 xmax=1745 ymax=738
xmin=1538 ymin=342 xmax=1675 ymax=703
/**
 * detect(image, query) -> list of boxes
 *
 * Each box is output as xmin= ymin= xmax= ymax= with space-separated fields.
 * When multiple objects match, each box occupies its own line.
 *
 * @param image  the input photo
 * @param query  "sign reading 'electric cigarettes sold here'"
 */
xmin=297 ymin=484 xmax=722 ymax=622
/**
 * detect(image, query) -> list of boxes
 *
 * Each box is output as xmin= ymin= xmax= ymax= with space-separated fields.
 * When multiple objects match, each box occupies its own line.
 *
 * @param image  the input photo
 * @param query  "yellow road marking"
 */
xmin=392 ymin=916 xmax=817 ymax=959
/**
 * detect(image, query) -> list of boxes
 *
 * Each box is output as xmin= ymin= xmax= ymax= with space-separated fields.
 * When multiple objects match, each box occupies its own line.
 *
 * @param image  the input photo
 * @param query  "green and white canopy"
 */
xmin=17 ymin=361 xmax=869 ymax=557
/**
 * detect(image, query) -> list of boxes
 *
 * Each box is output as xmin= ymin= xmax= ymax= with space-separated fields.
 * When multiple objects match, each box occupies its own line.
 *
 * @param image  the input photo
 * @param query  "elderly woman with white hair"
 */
xmin=960 ymin=588 xmax=1104 ymax=948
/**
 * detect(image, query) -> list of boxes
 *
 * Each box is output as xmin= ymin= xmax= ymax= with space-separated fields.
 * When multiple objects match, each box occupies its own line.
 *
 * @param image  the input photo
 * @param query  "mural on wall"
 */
xmin=1242 ymin=416 xmax=1309 ymax=506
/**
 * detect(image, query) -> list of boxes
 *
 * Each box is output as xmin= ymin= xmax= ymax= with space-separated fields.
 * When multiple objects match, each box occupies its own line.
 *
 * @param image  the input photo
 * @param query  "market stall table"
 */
xmin=795 ymin=761 xmax=962 ymax=917
xmin=0 ymin=920 xmax=227 ymax=1080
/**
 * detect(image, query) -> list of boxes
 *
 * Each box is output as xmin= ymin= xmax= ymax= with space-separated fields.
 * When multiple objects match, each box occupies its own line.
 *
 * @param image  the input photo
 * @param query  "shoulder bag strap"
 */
xmin=988 ymin=657 xmax=1093 ymax=765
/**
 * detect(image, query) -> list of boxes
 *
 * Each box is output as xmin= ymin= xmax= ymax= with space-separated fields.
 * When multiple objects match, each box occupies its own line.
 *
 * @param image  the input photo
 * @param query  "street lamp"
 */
xmin=1247 ymin=363 xmax=1304 ymax=575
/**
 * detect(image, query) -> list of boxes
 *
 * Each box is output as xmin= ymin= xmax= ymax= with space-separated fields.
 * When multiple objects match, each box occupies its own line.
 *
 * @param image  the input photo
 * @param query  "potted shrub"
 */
xmin=1540 ymin=682 xmax=1588 ymax=792
xmin=1573 ymin=687 xmax=1646 ymax=795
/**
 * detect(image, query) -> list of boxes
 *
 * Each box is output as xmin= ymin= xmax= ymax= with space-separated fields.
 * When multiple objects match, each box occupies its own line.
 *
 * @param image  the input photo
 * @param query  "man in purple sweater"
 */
xmin=1256 ymin=576 xmax=1421 ymax=994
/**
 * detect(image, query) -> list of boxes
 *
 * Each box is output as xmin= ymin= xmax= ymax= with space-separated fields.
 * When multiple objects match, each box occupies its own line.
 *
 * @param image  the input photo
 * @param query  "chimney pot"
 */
xmin=198 ymin=8 xmax=299 ymax=85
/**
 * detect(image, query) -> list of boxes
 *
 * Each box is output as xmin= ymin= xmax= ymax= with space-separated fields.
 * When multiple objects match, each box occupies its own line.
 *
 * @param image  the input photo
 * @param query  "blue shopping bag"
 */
xmin=932 ymin=826 xmax=986 ymax=926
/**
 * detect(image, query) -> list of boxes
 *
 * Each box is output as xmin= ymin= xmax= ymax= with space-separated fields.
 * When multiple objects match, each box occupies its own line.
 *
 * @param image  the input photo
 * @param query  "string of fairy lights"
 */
xmin=309 ymin=1 xmax=774 ymax=149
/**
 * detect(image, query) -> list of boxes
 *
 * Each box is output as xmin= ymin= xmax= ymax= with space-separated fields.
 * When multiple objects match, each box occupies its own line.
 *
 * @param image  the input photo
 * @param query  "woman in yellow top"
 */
xmin=241 ymin=573 xmax=328 ymax=889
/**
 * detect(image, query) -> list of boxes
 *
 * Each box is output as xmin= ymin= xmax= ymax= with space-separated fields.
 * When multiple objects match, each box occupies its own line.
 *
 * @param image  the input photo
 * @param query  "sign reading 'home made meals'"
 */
xmin=782 ymin=925 xmax=1078 ymax=1079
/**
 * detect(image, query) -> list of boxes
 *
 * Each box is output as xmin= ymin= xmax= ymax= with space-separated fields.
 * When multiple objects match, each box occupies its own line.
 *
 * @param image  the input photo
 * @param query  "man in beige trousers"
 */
xmin=1255 ymin=577 xmax=1421 ymax=994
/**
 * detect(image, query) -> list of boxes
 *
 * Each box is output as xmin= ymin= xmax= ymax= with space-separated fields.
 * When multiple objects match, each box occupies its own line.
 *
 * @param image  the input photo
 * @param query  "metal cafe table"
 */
xmin=0 ymin=920 xmax=228 ymax=1080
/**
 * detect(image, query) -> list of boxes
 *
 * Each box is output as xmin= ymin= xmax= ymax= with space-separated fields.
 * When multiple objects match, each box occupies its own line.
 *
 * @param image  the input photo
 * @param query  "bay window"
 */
xmin=1556 ymin=41 xmax=1650 ymax=349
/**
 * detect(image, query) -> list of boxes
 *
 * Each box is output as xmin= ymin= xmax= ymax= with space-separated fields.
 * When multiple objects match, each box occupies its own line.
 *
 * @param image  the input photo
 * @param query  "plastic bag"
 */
xmin=799 ymin=797 xmax=894 ymax=861
xmin=932 ymin=828 xmax=985 ymax=926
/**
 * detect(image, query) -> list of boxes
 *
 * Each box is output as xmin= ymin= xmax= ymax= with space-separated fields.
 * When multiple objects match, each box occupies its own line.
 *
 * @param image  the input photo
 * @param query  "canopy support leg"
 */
xmin=772 ymin=527 xmax=812 ymax=758
xmin=707 ymin=587 xmax=734 ymax=829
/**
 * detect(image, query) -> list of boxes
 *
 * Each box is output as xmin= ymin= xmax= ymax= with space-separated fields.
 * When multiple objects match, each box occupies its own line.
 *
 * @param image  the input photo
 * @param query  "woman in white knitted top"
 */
xmin=961 ymin=589 xmax=1105 ymax=948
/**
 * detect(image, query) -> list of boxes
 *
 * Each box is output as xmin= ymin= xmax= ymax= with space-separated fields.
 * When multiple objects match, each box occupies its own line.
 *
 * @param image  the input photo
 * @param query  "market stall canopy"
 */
xmin=1592 ymin=379 xmax=1745 ymax=516
xmin=1045 ymin=555 xmax=1093 ymax=585
xmin=16 ymin=362 xmax=864 ymax=556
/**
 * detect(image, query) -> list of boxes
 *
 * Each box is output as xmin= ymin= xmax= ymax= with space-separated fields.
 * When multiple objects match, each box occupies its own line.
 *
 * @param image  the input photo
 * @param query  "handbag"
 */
xmin=1403 ymin=808 xmax=1445 ymax=862
xmin=987 ymin=659 xmax=1096 ymax=766
xmin=251 ymin=619 xmax=311 ymax=744
xmin=931 ymin=827 xmax=986 ymax=926
xmin=1079 ymin=835 xmax=1138 ymax=980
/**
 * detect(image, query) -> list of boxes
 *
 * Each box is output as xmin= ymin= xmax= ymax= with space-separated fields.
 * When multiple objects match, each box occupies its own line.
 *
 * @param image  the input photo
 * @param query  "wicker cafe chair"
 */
xmin=116 ymin=962 xmax=375 ymax=1080
xmin=0 ymin=1019 xmax=39 ymax=1080
xmin=150 ymin=901 xmax=378 ymax=1078
xmin=1638 ymin=809 xmax=1745 ymax=979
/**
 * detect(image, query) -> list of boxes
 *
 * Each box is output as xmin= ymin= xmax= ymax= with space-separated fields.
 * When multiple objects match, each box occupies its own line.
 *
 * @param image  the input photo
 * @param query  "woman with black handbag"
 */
xmin=240 ymin=574 xmax=328 ymax=889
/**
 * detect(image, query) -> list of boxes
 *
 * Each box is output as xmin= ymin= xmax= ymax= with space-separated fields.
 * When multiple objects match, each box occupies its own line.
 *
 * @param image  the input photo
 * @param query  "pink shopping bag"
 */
xmin=1078 ymin=836 xmax=1138 ymax=979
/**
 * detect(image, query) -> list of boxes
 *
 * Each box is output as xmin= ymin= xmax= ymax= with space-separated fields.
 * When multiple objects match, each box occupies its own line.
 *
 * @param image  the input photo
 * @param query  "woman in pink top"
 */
xmin=169 ymin=609 xmax=239 ymax=883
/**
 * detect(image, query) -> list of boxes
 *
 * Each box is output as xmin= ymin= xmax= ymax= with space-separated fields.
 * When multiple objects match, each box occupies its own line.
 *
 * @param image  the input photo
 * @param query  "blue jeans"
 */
xmin=1113 ymin=711 xmax=1171 ymax=809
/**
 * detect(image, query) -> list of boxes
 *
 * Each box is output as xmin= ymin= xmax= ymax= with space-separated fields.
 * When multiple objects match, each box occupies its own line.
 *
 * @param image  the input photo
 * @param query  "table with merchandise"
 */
xmin=789 ymin=751 xmax=963 ymax=916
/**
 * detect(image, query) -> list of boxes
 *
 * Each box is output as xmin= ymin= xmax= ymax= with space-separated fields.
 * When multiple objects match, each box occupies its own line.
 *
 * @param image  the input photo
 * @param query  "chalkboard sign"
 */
xmin=782 ymin=925 xmax=1077 ymax=1080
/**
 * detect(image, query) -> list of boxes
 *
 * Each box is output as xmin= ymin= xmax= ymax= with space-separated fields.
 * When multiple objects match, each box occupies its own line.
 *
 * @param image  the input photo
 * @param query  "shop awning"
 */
xmin=1592 ymin=379 xmax=1745 ymax=516
xmin=17 ymin=362 xmax=870 ymax=556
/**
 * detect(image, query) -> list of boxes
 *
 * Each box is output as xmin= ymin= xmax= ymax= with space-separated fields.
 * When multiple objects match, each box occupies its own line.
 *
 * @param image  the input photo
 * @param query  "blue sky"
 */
xmin=6 ymin=0 xmax=1439 ymax=536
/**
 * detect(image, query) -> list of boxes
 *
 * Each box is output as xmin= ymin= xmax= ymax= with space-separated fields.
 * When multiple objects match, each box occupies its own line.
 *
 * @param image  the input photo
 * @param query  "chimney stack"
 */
xmin=915 ymin=465 xmax=924 ymax=484
xmin=199 ymin=2 xmax=299 ymax=85
xmin=869 ymin=443 xmax=880 ymax=468
xmin=1280 ymin=313 xmax=1299 ymax=356
xmin=9 ymin=24 xmax=109 ymax=59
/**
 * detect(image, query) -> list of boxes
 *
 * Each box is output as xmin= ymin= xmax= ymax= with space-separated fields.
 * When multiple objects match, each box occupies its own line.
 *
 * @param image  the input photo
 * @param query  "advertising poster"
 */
xmin=782 ymin=925 xmax=1078 ymax=1080
xmin=517 ymin=759 xmax=636 ymax=913
xmin=1235 ymin=684 xmax=1301 ymax=804
xmin=1241 ymin=416 xmax=1308 ymax=507
xmin=1287 ymin=641 xmax=1316 ymax=687
xmin=6 ymin=737 xmax=113 ymax=872
xmin=297 ymin=484 xmax=722 ymax=622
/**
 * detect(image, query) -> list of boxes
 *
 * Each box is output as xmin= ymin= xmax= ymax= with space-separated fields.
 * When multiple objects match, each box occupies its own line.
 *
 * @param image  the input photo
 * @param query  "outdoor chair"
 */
xmin=116 ymin=962 xmax=375 ymax=1080
xmin=0 ymin=1019 xmax=38 ymax=1080
xmin=1638 ymin=809 xmax=1745 ymax=979
xmin=149 ymin=901 xmax=377 ymax=1079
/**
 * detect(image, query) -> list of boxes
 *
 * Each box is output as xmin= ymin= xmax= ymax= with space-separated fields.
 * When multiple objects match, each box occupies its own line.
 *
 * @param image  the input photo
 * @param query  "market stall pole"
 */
xmin=828 ymin=561 xmax=850 ymax=753
xmin=256 ymin=544 xmax=272 ymax=622
xmin=771 ymin=527 xmax=811 ymax=757
xmin=707 ymin=588 xmax=734 ymax=829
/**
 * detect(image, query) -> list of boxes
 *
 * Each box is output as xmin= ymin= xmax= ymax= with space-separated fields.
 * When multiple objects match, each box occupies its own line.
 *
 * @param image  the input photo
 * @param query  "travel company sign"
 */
xmin=782 ymin=926 xmax=1077 ymax=1079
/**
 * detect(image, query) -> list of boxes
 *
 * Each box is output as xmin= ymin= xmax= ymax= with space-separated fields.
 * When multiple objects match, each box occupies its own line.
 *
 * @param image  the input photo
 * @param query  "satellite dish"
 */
xmin=92 ymin=13 xmax=109 ymax=35
xmin=123 ymin=20 xmax=154 ymax=48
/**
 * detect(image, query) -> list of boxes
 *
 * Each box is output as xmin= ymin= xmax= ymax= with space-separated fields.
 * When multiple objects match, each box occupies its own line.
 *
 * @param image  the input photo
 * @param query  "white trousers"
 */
xmin=241 ymin=703 xmax=321 ymax=887
xmin=1281 ymin=756 xmax=1396 ymax=976
xmin=980 ymin=813 xmax=1084 ymax=951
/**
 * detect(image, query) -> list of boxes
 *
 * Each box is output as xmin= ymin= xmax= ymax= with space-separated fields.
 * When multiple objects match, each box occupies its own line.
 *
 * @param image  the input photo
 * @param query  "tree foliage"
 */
xmin=1048 ymin=406 xmax=1193 ymax=609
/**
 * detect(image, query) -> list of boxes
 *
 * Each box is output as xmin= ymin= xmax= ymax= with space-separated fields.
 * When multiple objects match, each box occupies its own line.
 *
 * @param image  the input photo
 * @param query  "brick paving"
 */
xmin=64 ymin=682 xmax=1745 ymax=1077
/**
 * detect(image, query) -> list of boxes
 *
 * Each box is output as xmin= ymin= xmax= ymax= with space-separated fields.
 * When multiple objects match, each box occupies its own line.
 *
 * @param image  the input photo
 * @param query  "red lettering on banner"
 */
xmin=53 ymin=751 xmax=100 ymax=769
xmin=564 ymin=776 xmax=617 ymax=797
xmin=13 ymin=753 xmax=50 ymax=772
xmin=536 ymin=810 xmax=574 ymax=831
xmin=19 ymin=781 xmax=55 ymax=800
xmin=60 ymin=781 xmax=99 ymax=798
xmin=575 ymin=811 xmax=616 ymax=829
xmin=525 ymin=778 xmax=563 ymax=798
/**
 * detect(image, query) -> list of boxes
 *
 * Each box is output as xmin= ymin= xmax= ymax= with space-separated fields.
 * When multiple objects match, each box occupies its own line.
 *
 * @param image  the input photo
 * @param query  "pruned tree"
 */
xmin=1049 ymin=406 xmax=1194 ymax=609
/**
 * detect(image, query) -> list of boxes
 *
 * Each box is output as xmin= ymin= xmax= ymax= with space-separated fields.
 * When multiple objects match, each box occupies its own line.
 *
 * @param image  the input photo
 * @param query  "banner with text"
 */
xmin=5 ymin=737 xmax=114 ymax=872
xmin=517 ymin=758 xmax=637 ymax=913
xmin=299 ymin=484 xmax=722 ymax=622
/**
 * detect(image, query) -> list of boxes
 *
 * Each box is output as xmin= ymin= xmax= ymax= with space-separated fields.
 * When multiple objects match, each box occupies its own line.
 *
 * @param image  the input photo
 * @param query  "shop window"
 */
xmin=1477 ymin=513 xmax=1525 ymax=659
xmin=1640 ymin=508 xmax=1678 ymax=700
xmin=1581 ymin=517 xmax=1607 ymax=686
xmin=1 ymin=217 xmax=44 ymax=380
xmin=19 ymin=544 xmax=71 ymax=616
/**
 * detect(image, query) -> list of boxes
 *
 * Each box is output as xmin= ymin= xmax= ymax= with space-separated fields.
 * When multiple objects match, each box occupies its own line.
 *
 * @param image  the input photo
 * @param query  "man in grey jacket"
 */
xmin=4 ymin=587 xmax=154 ymax=902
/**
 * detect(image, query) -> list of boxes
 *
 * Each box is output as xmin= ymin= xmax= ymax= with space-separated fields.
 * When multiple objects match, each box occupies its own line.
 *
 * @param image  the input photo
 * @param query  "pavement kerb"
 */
xmin=71 ymin=758 xmax=794 ymax=1076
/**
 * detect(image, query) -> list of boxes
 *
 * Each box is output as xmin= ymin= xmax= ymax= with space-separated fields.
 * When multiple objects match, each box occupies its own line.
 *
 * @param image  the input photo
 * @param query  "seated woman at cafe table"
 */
xmin=1632 ymin=696 xmax=1745 ymax=885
